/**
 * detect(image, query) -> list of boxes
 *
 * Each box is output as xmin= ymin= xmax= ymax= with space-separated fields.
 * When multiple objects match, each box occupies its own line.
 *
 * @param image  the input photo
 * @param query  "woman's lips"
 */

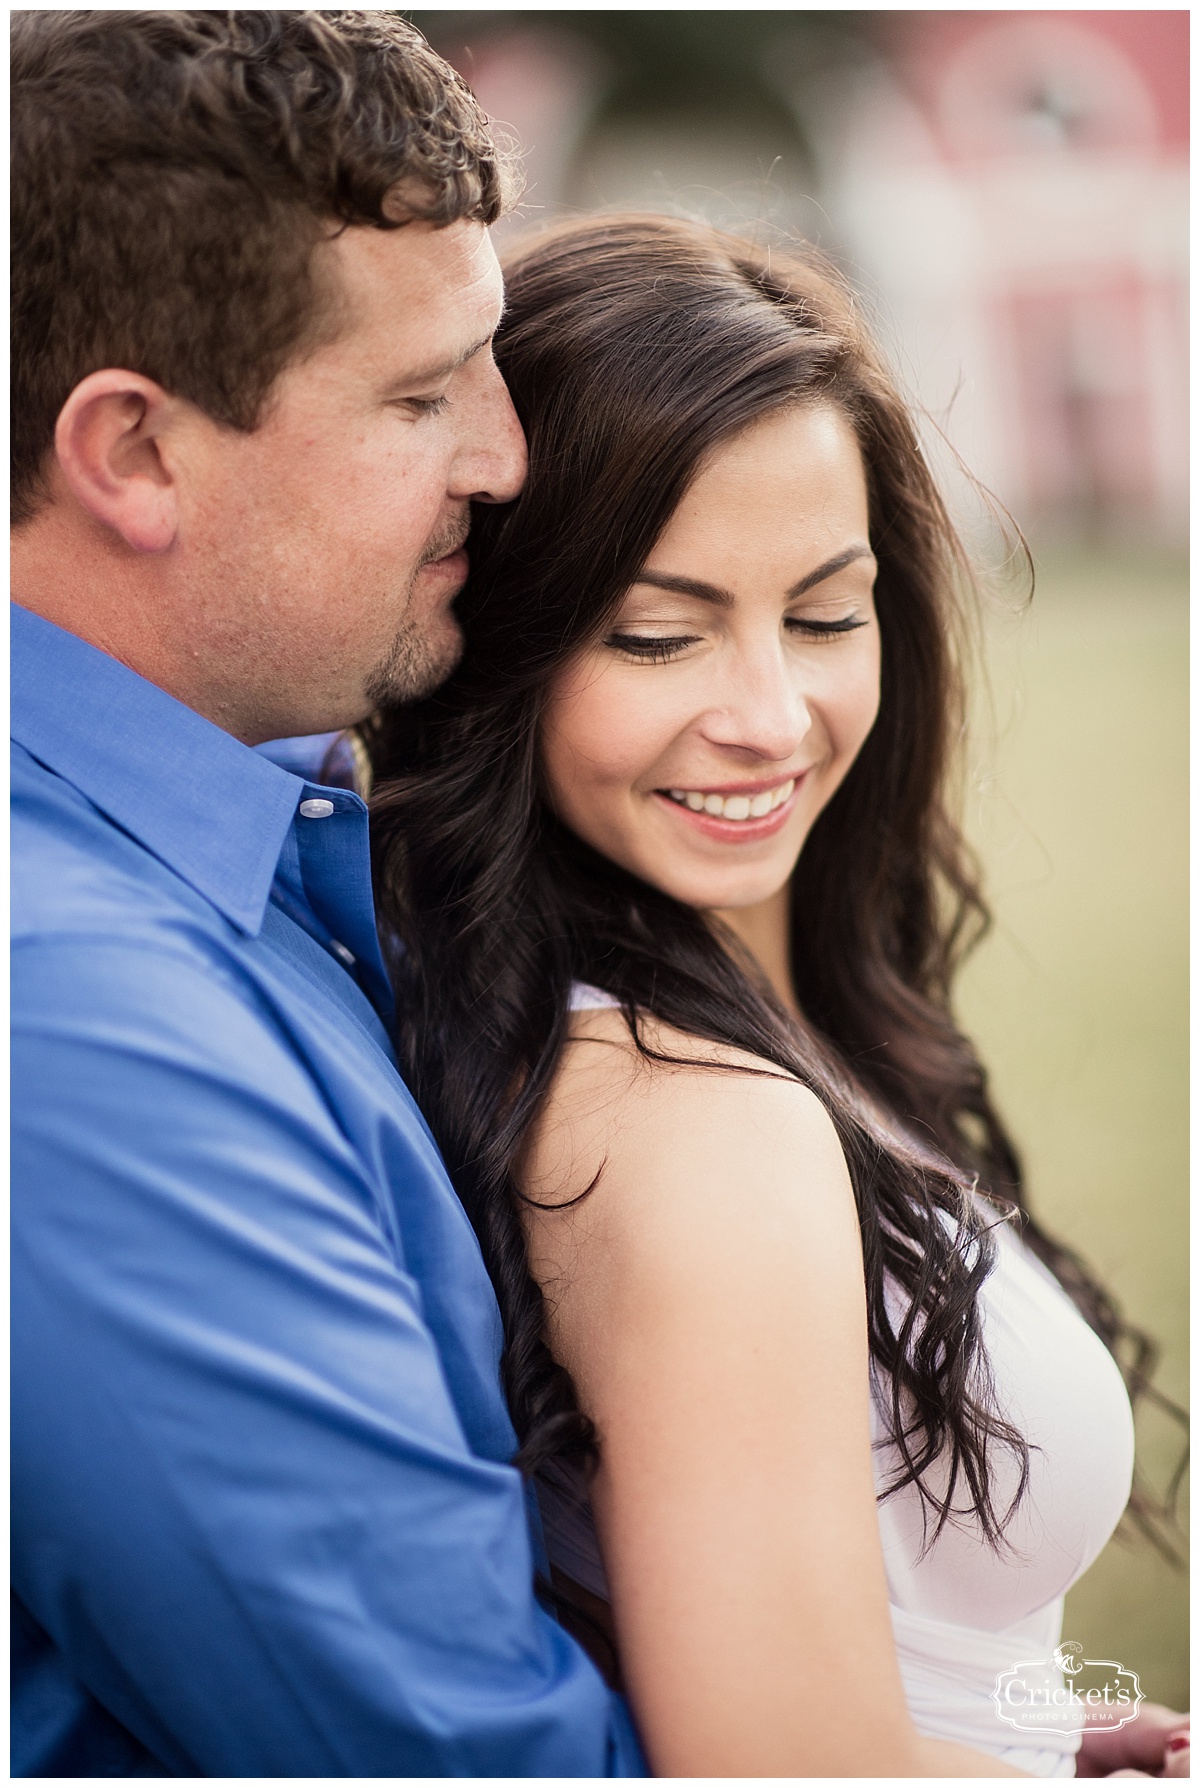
xmin=652 ymin=778 xmax=804 ymax=843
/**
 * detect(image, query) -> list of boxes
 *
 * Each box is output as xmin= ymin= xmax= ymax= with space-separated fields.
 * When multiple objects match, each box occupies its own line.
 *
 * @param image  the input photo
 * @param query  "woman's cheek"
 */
xmin=579 ymin=676 xmax=681 ymax=793
xmin=542 ymin=683 xmax=644 ymax=838
xmin=834 ymin=651 xmax=882 ymax=762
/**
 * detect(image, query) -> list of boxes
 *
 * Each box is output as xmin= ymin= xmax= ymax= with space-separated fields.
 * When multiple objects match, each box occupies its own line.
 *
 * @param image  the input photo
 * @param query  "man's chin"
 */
xmin=364 ymin=616 xmax=463 ymax=709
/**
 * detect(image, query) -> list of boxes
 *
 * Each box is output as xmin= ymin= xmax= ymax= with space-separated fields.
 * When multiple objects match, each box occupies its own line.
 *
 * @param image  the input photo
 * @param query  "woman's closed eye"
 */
xmin=786 ymin=612 xmax=870 ymax=639
xmin=605 ymin=613 xmax=869 ymax=662
xmin=605 ymin=632 xmax=702 ymax=663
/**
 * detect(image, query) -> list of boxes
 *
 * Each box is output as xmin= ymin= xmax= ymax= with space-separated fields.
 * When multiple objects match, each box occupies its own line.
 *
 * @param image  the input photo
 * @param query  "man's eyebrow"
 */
xmin=381 ymin=329 xmax=495 ymax=394
xmin=632 ymin=545 xmax=875 ymax=608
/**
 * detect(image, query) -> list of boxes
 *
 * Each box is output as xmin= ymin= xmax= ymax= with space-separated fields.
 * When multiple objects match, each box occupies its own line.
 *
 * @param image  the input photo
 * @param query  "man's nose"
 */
xmin=453 ymin=356 xmax=527 ymax=506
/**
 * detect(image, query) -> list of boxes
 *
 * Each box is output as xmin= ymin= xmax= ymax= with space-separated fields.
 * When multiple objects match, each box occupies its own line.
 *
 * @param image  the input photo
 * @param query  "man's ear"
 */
xmin=53 ymin=370 xmax=184 ymax=553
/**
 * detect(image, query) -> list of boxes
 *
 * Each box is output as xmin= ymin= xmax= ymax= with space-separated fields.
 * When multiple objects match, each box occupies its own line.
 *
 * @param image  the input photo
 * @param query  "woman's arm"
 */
xmin=522 ymin=1013 xmax=1028 ymax=1777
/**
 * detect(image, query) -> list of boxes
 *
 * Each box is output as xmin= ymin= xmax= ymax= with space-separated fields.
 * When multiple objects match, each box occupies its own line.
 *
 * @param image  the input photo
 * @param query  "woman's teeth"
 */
xmin=665 ymin=779 xmax=795 ymax=821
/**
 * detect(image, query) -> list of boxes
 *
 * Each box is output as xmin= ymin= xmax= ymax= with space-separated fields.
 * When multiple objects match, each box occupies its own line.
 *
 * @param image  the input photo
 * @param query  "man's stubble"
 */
xmin=363 ymin=509 xmax=470 ymax=708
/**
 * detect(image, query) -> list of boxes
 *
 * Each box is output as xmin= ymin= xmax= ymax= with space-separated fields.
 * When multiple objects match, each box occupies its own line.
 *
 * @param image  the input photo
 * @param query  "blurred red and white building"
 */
xmin=800 ymin=10 xmax=1188 ymax=541
xmin=441 ymin=10 xmax=1187 ymax=542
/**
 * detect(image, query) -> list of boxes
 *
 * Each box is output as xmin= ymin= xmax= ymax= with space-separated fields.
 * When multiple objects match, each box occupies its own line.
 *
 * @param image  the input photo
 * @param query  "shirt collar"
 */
xmin=11 ymin=604 xmax=304 ymax=936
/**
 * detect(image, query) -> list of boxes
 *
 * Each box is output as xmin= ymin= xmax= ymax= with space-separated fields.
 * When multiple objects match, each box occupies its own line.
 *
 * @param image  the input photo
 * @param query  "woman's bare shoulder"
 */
xmin=519 ymin=1003 xmax=852 ymax=1268
xmin=520 ymin=1004 xmax=867 ymax=1456
xmin=560 ymin=1000 xmax=800 ymax=1089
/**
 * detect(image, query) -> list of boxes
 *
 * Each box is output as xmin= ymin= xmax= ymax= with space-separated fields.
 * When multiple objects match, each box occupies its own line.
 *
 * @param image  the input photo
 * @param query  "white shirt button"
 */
xmin=331 ymin=941 xmax=356 ymax=967
xmin=299 ymin=798 xmax=335 ymax=819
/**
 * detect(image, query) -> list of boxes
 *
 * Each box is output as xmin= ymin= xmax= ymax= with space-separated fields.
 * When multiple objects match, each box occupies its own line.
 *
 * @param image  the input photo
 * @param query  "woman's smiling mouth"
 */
xmin=665 ymin=777 xmax=796 ymax=819
xmin=654 ymin=774 xmax=803 ymax=840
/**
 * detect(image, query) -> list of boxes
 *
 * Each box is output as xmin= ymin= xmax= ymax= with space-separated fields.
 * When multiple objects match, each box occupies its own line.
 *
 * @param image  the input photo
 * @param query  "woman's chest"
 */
xmin=872 ymin=1223 xmax=1135 ymax=1631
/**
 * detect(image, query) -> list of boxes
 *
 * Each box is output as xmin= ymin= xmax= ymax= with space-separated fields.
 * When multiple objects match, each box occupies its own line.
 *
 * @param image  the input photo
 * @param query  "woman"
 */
xmin=366 ymin=216 xmax=1182 ymax=1776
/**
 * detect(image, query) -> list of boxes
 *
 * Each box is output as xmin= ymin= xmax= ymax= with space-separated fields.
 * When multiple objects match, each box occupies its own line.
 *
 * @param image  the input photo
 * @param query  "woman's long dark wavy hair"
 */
xmin=366 ymin=214 xmax=1181 ymax=1554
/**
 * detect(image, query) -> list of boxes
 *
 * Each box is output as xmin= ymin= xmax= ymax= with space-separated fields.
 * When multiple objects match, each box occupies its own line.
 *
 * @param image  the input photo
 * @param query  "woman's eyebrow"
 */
xmin=632 ymin=570 xmax=734 ymax=607
xmin=632 ymin=544 xmax=875 ymax=608
xmin=787 ymin=544 xmax=875 ymax=598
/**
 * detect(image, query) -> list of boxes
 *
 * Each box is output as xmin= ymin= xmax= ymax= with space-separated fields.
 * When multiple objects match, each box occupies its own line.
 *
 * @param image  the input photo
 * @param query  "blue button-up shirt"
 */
xmin=11 ymin=604 xmax=643 ymax=1777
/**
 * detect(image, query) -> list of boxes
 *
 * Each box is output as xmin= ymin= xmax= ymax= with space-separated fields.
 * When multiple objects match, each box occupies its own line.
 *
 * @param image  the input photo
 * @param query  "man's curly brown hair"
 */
xmin=11 ymin=9 xmax=518 ymax=521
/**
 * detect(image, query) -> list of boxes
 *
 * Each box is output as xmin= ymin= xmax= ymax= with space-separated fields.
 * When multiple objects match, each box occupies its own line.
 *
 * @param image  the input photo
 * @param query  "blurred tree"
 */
xmin=409 ymin=9 xmax=875 ymax=152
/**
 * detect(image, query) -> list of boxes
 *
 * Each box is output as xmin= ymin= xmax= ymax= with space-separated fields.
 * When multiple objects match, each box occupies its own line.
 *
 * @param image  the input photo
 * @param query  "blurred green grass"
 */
xmin=955 ymin=546 xmax=1188 ymax=1710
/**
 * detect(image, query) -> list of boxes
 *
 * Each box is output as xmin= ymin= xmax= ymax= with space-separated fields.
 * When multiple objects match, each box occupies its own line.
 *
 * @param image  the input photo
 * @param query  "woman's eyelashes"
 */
xmin=605 ymin=612 xmax=870 ymax=661
xmin=605 ymin=632 xmax=701 ymax=662
xmin=785 ymin=612 xmax=870 ymax=638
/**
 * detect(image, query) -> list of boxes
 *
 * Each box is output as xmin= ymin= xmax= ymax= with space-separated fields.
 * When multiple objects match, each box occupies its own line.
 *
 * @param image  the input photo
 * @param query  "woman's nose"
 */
xmin=700 ymin=646 xmax=814 ymax=763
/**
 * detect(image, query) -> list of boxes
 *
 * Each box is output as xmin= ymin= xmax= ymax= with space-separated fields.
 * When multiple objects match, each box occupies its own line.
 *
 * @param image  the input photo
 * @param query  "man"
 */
xmin=11 ymin=12 xmax=643 ymax=1775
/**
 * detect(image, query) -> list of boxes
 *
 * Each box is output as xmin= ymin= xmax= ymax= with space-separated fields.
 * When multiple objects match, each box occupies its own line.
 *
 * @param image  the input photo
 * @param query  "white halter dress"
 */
xmin=537 ymin=985 xmax=1136 ymax=1776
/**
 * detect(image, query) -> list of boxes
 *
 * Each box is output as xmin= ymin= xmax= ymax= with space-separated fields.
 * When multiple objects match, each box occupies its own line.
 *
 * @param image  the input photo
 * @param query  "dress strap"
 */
xmin=567 ymin=981 xmax=622 ymax=1012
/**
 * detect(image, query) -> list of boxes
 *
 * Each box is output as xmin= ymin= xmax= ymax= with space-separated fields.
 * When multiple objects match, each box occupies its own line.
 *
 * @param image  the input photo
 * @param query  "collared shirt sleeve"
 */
xmin=12 ymin=931 xmax=644 ymax=1778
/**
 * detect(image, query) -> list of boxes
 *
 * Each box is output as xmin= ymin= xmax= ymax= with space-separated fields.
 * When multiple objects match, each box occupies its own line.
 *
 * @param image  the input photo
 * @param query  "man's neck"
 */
xmin=12 ymin=508 xmax=176 ymax=691
xmin=13 ymin=520 xmax=265 ymax=745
